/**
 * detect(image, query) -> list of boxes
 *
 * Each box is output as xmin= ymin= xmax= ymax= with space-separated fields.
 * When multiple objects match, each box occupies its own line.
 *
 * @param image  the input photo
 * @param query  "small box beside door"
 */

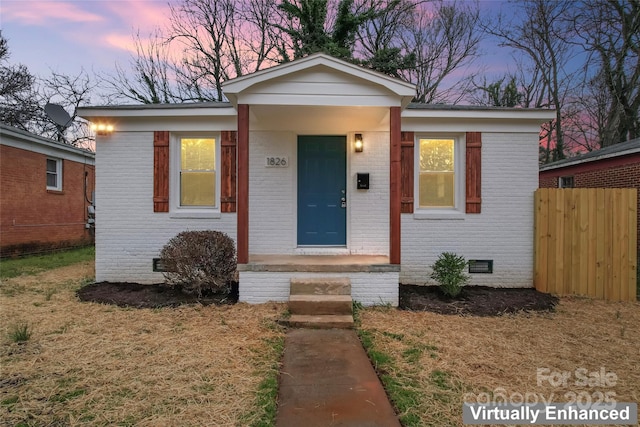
xmin=357 ymin=173 xmax=370 ymax=190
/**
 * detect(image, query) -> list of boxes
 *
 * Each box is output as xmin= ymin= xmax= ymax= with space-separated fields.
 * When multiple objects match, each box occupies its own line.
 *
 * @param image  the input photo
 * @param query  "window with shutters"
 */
xmin=170 ymin=133 xmax=221 ymax=217
xmin=415 ymin=134 xmax=465 ymax=217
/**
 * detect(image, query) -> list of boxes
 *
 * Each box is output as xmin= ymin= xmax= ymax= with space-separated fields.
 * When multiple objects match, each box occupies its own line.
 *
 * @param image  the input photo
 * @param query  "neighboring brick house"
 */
xmin=0 ymin=124 xmax=95 ymax=257
xmin=539 ymin=137 xmax=640 ymax=253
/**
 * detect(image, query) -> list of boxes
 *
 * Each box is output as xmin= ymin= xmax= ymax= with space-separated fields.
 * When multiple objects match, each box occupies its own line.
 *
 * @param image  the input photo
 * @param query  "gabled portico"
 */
xmin=221 ymin=53 xmax=415 ymax=267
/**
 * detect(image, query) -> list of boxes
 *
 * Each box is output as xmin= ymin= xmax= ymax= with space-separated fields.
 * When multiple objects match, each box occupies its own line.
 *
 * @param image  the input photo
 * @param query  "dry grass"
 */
xmin=4 ymin=258 xmax=638 ymax=427
xmin=0 ymin=262 xmax=286 ymax=426
xmin=359 ymin=299 xmax=640 ymax=427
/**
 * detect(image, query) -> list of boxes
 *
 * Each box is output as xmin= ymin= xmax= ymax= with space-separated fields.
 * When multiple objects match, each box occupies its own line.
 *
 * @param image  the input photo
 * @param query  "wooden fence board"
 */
xmin=629 ymin=190 xmax=638 ymax=301
xmin=595 ymin=189 xmax=606 ymax=299
xmin=534 ymin=188 xmax=637 ymax=301
xmin=534 ymin=189 xmax=549 ymax=292
xmin=587 ymin=188 xmax=597 ymax=297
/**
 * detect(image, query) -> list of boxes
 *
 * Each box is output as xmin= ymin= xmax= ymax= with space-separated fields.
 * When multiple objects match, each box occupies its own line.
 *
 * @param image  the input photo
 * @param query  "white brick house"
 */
xmin=79 ymin=54 xmax=554 ymax=305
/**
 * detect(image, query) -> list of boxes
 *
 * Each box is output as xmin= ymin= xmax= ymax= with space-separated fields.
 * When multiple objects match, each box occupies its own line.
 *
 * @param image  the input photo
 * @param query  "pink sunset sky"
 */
xmin=1 ymin=0 xmax=530 ymax=95
xmin=2 ymin=0 xmax=173 ymax=77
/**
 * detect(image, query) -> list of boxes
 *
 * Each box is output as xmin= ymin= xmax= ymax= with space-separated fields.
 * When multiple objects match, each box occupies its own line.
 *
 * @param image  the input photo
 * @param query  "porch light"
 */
xmin=91 ymin=123 xmax=114 ymax=136
xmin=354 ymin=133 xmax=363 ymax=152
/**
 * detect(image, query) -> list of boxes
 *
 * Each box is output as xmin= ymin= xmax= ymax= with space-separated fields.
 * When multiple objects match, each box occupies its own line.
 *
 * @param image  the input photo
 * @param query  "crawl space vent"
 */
xmin=469 ymin=260 xmax=493 ymax=274
xmin=153 ymin=258 xmax=168 ymax=272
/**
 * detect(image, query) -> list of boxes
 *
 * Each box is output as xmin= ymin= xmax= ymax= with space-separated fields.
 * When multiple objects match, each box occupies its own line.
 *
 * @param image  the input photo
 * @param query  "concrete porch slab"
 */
xmin=238 ymin=254 xmax=400 ymax=273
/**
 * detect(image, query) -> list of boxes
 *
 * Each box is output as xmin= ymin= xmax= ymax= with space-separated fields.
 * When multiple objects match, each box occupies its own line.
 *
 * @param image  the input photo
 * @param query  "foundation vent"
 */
xmin=468 ymin=259 xmax=493 ymax=274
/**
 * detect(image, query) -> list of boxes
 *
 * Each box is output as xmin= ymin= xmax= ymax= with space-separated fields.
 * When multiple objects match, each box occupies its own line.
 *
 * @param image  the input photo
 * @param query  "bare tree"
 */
xmin=0 ymin=32 xmax=39 ymax=130
xmin=37 ymin=69 xmax=97 ymax=148
xmin=101 ymin=0 xmax=278 ymax=104
xmin=573 ymin=0 xmax=640 ymax=146
xmin=168 ymin=0 xmax=278 ymax=101
xmin=401 ymin=0 xmax=482 ymax=104
xmin=561 ymin=70 xmax=612 ymax=153
xmin=484 ymin=0 xmax=576 ymax=163
xmin=101 ymin=30 xmax=186 ymax=104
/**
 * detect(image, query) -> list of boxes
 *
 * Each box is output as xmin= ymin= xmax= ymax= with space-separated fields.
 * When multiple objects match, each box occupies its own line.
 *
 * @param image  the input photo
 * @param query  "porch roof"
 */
xmin=222 ymin=53 xmax=416 ymax=109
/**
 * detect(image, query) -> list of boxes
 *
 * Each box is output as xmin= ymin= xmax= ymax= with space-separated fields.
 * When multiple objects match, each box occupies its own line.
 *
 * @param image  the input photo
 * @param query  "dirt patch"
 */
xmin=78 ymin=281 xmax=557 ymax=316
xmin=399 ymin=284 xmax=558 ymax=316
xmin=77 ymin=281 xmax=239 ymax=308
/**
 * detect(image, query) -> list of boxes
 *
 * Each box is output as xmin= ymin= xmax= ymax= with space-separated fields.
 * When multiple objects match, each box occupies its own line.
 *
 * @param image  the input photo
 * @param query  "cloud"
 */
xmin=2 ymin=1 xmax=104 ymax=26
xmin=103 ymin=33 xmax=138 ymax=54
xmin=102 ymin=0 xmax=171 ymax=34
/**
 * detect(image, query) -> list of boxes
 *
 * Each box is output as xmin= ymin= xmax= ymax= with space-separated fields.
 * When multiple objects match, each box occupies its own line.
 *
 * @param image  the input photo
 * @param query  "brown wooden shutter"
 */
xmin=153 ymin=131 xmax=170 ymax=212
xmin=466 ymin=132 xmax=482 ymax=213
xmin=220 ymin=131 xmax=237 ymax=213
xmin=400 ymin=132 xmax=415 ymax=213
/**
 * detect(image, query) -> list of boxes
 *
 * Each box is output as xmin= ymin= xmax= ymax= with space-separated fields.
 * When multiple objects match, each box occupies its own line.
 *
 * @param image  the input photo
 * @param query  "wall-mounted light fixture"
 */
xmin=354 ymin=133 xmax=364 ymax=152
xmin=91 ymin=123 xmax=114 ymax=136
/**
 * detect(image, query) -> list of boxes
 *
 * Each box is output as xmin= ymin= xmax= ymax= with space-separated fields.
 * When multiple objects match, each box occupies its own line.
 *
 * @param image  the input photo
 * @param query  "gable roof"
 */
xmin=540 ymin=137 xmax=640 ymax=171
xmin=222 ymin=53 xmax=416 ymax=108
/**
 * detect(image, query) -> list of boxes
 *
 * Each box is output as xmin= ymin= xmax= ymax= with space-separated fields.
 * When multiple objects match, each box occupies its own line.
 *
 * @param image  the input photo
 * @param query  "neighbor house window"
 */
xmin=46 ymin=158 xmax=62 ymax=191
xmin=559 ymin=176 xmax=574 ymax=188
xmin=418 ymin=138 xmax=456 ymax=208
xmin=179 ymin=138 xmax=216 ymax=207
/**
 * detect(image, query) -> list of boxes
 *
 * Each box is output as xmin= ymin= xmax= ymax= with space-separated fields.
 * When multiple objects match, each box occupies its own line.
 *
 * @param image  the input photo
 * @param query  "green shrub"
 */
xmin=160 ymin=231 xmax=237 ymax=296
xmin=430 ymin=252 xmax=469 ymax=298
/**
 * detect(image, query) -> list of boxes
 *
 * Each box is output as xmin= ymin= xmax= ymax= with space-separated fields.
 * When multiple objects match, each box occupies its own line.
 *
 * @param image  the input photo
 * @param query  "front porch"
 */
xmin=237 ymin=254 xmax=400 ymax=306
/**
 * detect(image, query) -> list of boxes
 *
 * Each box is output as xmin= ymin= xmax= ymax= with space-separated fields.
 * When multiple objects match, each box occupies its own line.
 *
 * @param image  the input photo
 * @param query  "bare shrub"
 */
xmin=160 ymin=231 xmax=237 ymax=296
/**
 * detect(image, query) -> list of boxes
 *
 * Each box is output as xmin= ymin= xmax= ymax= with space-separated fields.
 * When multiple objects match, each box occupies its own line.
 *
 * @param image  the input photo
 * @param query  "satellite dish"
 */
xmin=45 ymin=103 xmax=72 ymax=128
xmin=45 ymin=103 xmax=73 ymax=142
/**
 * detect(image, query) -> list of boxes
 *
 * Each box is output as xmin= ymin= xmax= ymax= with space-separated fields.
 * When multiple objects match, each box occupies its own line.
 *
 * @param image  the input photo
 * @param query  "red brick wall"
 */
xmin=539 ymin=154 xmax=640 ymax=254
xmin=538 ymin=175 xmax=558 ymax=188
xmin=0 ymin=145 xmax=95 ymax=256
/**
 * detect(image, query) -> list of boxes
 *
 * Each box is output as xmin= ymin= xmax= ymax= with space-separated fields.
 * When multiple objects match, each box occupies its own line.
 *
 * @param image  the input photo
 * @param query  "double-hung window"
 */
xmin=416 ymin=135 xmax=464 ymax=217
xmin=46 ymin=158 xmax=62 ymax=191
xmin=171 ymin=135 xmax=219 ymax=217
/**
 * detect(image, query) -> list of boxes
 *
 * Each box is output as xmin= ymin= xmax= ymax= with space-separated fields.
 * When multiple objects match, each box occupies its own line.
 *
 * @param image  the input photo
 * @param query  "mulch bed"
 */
xmin=78 ymin=282 xmax=558 ymax=316
xmin=399 ymin=284 xmax=558 ymax=316
xmin=77 ymin=282 xmax=238 ymax=308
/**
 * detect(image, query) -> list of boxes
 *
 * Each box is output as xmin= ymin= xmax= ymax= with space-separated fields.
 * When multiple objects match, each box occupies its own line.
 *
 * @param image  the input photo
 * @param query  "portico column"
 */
xmin=390 ymin=106 xmax=401 ymax=264
xmin=237 ymin=104 xmax=249 ymax=264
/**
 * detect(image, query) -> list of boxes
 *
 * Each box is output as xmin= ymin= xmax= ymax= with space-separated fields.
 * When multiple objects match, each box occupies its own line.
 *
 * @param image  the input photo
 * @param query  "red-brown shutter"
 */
xmin=400 ymin=131 xmax=415 ymax=213
xmin=153 ymin=131 xmax=170 ymax=212
xmin=466 ymin=132 xmax=482 ymax=213
xmin=220 ymin=131 xmax=237 ymax=213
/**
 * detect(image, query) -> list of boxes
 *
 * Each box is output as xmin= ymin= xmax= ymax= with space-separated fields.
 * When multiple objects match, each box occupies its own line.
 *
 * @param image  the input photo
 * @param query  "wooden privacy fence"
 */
xmin=534 ymin=188 xmax=637 ymax=301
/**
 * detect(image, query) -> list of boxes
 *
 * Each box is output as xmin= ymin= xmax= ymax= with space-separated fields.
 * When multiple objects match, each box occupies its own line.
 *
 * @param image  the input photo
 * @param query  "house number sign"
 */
xmin=265 ymin=156 xmax=289 ymax=167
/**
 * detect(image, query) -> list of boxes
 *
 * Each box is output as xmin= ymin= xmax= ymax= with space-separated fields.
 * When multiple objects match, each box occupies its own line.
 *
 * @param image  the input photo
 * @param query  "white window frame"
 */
xmin=414 ymin=133 xmax=465 ymax=220
xmin=559 ymin=176 xmax=574 ymax=188
xmin=46 ymin=157 xmax=63 ymax=191
xmin=169 ymin=133 xmax=221 ymax=219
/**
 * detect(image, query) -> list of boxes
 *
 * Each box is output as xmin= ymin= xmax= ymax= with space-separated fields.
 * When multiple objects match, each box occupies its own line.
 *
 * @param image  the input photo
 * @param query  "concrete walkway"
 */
xmin=276 ymin=329 xmax=401 ymax=427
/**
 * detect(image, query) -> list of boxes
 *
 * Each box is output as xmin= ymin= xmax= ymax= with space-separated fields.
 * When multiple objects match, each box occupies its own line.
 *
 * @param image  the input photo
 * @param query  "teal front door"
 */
xmin=297 ymin=136 xmax=347 ymax=246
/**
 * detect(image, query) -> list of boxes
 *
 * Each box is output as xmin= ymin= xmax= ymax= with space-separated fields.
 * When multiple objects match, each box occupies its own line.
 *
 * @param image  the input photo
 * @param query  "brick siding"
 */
xmin=238 ymin=271 xmax=399 ymax=306
xmin=0 ymin=144 xmax=95 ymax=256
xmin=401 ymin=132 xmax=539 ymax=288
xmin=539 ymin=155 xmax=640 ymax=254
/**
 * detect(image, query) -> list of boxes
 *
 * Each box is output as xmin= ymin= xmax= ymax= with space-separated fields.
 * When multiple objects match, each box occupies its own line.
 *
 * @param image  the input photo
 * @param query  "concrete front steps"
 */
xmin=286 ymin=277 xmax=354 ymax=329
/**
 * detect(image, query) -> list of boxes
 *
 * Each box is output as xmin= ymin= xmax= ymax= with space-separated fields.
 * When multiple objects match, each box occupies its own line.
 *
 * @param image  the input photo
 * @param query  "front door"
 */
xmin=297 ymin=136 xmax=347 ymax=246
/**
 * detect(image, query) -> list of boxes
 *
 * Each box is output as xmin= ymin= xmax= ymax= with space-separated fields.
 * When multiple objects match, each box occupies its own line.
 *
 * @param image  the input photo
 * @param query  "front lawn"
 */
xmin=0 ymin=252 xmax=286 ymax=426
xmin=358 ymin=299 xmax=640 ymax=426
